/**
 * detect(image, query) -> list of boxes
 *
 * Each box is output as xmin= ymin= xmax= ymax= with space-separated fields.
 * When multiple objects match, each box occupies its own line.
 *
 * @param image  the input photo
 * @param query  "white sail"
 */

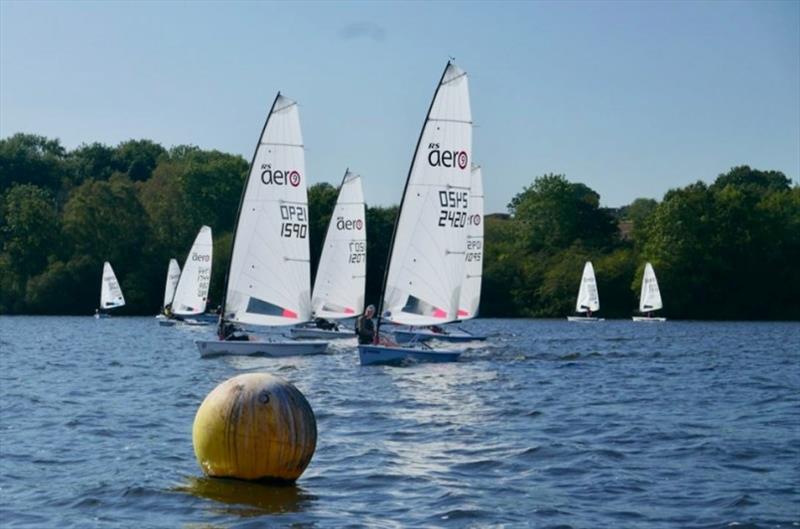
xmin=575 ymin=261 xmax=599 ymax=313
xmin=457 ymin=164 xmax=483 ymax=320
xmin=383 ymin=62 xmax=472 ymax=326
xmin=224 ymin=94 xmax=312 ymax=326
xmin=100 ymin=261 xmax=125 ymax=309
xmin=172 ymin=226 xmax=213 ymax=316
xmin=163 ymin=258 xmax=181 ymax=308
xmin=639 ymin=262 xmax=663 ymax=312
xmin=311 ymin=170 xmax=366 ymax=319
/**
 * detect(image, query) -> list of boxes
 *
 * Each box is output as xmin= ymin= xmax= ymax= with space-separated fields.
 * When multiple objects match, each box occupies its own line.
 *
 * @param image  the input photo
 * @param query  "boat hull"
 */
xmin=632 ymin=316 xmax=667 ymax=322
xmin=567 ymin=316 xmax=604 ymax=322
xmin=158 ymin=320 xmax=176 ymax=327
xmin=357 ymin=344 xmax=461 ymax=366
xmin=393 ymin=328 xmax=486 ymax=343
xmin=289 ymin=327 xmax=355 ymax=340
xmin=196 ymin=339 xmax=328 ymax=359
xmin=94 ymin=313 xmax=110 ymax=319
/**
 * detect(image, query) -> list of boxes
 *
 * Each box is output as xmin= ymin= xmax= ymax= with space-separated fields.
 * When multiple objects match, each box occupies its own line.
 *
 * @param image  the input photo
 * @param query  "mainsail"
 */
xmin=457 ymin=164 xmax=483 ymax=320
xmin=163 ymin=258 xmax=181 ymax=308
xmin=311 ymin=170 xmax=366 ymax=319
xmin=639 ymin=262 xmax=663 ymax=312
xmin=575 ymin=261 xmax=599 ymax=313
xmin=100 ymin=261 xmax=125 ymax=309
xmin=172 ymin=226 xmax=213 ymax=316
xmin=223 ymin=94 xmax=312 ymax=326
xmin=381 ymin=62 xmax=473 ymax=326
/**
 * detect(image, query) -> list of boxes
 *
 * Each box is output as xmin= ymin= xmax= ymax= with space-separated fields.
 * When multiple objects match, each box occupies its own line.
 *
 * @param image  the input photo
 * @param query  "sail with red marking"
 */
xmin=382 ymin=62 xmax=472 ymax=326
xmin=223 ymin=94 xmax=312 ymax=326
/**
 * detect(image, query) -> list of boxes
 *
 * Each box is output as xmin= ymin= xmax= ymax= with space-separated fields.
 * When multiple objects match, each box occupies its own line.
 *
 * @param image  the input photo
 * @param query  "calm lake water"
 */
xmin=1 ymin=317 xmax=798 ymax=528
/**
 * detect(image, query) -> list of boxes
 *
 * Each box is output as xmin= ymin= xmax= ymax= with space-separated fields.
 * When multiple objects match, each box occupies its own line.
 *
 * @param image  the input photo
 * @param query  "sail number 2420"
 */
xmin=438 ymin=190 xmax=469 ymax=228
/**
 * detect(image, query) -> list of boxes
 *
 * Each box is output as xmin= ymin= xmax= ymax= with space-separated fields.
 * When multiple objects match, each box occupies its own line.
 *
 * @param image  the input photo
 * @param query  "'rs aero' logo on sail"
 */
xmin=427 ymin=144 xmax=468 ymax=170
xmin=336 ymin=217 xmax=363 ymax=231
xmin=261 ymin=164 xmax=301 ymax=187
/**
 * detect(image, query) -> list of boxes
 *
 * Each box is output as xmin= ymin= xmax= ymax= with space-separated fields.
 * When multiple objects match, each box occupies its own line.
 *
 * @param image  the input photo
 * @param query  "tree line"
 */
xmin=1 ymin=133 xmax=797 ymax=319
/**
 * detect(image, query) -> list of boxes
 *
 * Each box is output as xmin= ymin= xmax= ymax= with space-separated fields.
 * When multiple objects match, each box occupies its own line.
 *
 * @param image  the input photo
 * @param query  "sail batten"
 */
xmin=223 ymin=94 xmax=312 ymax=326
xmin=381 ymin=62 xmax=473 ymax=326
xmin=172 ymin=226 xmax=213 ymax=316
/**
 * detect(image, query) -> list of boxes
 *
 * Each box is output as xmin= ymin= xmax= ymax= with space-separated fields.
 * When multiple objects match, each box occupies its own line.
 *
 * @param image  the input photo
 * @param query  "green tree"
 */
xmin=0 ymin=133 xmax=66 ymax=192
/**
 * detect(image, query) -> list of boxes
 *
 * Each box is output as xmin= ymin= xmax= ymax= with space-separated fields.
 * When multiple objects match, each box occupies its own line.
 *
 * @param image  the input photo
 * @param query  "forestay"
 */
xmin=383 ymin=62 xmax=472 ymax=326
xmin=639 ymin=262 xmax=663 ymax=312
xmin=457 ymin=165 xmax=483 ymax=320
xmin=311 ymin=170 xmax=366 ymax=319
xmin=224 ymin=95 xmax=312 ymax=326
xmin=100 ymin=261 xmax=125 ymax=309
xmin=576 ymin=261 xmax=600 ymax=313
xmin=163 ymin=258 xmax=181 ymax=308
xmin=173 ymin=226 xmax=213 ymax=316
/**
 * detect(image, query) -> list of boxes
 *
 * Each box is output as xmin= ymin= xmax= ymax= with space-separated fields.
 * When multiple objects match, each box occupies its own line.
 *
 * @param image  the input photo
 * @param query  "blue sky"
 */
xmin=1 ymin=0 xmax=798 ymax=212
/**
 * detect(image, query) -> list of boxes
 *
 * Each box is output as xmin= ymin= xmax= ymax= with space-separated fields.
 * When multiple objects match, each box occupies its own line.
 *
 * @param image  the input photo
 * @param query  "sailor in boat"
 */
xmin=355 ymin=305 xmax=376 ymax=345
xmin=163 ymin=303 xmax=185 ymax=322
xmin=217 ymin=319 xmax=249 ymax=341
xmin=313 ymin=317 xmax=339 ymax=331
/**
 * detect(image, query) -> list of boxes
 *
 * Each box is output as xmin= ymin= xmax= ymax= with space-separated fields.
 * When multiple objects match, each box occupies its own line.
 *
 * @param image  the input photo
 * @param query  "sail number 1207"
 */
xmin=438 ymin=190 xmax=469 ymax=228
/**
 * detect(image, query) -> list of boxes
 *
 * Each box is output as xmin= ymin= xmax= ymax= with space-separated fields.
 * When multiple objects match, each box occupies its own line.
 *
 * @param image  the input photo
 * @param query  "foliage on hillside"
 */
xmin=1 ymin=133 xmax=797 ymax=319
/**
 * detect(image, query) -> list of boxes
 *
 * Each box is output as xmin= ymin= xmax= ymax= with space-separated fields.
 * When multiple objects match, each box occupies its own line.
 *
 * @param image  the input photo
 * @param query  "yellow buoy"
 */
xmin=192 ymin=373 xmax=316 ymax=482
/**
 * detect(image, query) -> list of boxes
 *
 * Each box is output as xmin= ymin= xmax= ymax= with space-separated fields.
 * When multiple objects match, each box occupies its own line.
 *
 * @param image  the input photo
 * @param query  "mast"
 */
xmin=218 ymin=92 xmax=281 ymax=334
xmin=375 ymin=61 xmax=452 ymax=339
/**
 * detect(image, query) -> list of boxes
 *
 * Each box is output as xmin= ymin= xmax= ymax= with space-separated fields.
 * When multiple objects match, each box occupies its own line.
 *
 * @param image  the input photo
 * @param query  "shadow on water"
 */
xmin=175 ymin=476 xmax=315 ymax=517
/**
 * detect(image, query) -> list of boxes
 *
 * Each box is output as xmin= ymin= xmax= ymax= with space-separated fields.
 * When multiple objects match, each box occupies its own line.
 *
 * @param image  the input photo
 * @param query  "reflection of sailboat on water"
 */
xmin=290 ymin=170 xmax=366 ymax=340
xmin=393 ymin=165 xmax=487 ymax=344
xmin=195 ymin=93 xmax=327 ymax=358
xmin=176 ymin=476 xmax=313 ymax=515
xmin=633 ymin=262 xmax=666 ymax=321
xmin=95 ymin=261 xmax=124 ymax=318
xmin=358 ymin=61 xmax=472 ymax=366
xmin=567 ymin=261 xmax=604 ymax=322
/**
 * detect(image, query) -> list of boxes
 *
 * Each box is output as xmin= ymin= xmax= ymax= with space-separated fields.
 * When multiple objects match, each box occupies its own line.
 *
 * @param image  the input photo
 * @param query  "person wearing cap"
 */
xmin=355 ymin=304 xmax=376 ymax=345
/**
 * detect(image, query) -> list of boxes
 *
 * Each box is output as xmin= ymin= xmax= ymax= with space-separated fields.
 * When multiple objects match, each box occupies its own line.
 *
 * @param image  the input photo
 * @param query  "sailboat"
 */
xmin=95 ymin=261 xmax=125 ymax=318
xmin=358 ymin=61 xmax=472 ymax=366
xmin=567 ymin=261 xmax=604 ymax=321
xmin=290 ymin=170 xmax=366 ymax=340
xmin=156 ymin=258 xmax=181 ymax=326
xmin=633 ymin=262 xmax=666 ymax=321
xmin=393 ymin=164 xmax=487 ymax=343
xmin=165 ymin=225 xmax=213 ymax=326
xmin=195 ymin=93 xmax=328 ymax=358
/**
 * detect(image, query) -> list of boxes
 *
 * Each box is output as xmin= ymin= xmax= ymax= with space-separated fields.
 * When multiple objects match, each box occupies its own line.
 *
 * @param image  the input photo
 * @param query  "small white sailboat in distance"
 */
xmin=567 ymin=261 xmax=604 ymax=322
xmin=166 ymin=225 xmax=213 ymax=326
xmin=291 ymin=169 xmax=366 ymax=340
xmin=393 ymin=164 xmax=487 ymax=344
xmin=95 ymin=261 xmax=125 ymax=318
xmin=195 ymin=93 xmax=327 ymax=358
xmin=157 ymin=258 xmax=181 ymax=326
xmin=633 ymin=262 xmax=666 ymax=321
xmin=359 ymin=60 xmax=472 ymax=366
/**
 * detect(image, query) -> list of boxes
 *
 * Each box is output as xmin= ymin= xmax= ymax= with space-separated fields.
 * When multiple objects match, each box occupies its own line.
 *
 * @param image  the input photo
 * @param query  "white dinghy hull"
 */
xmin=158 ymin=319 xmax=176 ymax=327
xmin=196 ymin=339 xmax=328 ymax=359
xmin=393 ymin=328 xmax=487 ymax=343
xmin=632 ymin=316 xmax=667 ymax=322
xmin=358 ymin=344 xmax=461 ymax=366
xmin=289 ymin=327 xmax=354 ymax=340
xmin=567 ymin=316 xmax=605 ymax=322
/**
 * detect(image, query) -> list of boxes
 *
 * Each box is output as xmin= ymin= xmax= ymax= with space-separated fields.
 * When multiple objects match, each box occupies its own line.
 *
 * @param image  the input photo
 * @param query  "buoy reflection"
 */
xmin=179 ymin=476 xmax=314 ymax=516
